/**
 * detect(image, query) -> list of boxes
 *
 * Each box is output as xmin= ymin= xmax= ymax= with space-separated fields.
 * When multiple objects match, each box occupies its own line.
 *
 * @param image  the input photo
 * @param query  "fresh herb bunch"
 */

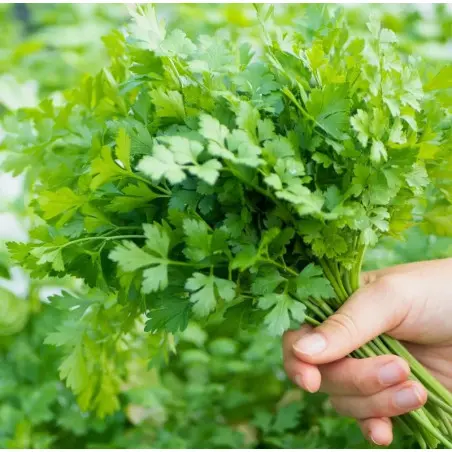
xmin=2 ymin=4 xmax=452 ymax=447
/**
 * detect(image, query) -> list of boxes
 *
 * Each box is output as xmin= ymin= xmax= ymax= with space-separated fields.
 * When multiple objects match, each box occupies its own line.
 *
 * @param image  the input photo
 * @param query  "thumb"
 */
xmin=293 ymin=276 xmax=409 ymax=365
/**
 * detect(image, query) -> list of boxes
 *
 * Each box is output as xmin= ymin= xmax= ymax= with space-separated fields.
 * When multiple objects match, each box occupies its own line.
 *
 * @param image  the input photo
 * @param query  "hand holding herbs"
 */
xmin=2 ymin=4 xmax=451 ymax=448
xmin=283 ymin=258 xmax=452 ymax=446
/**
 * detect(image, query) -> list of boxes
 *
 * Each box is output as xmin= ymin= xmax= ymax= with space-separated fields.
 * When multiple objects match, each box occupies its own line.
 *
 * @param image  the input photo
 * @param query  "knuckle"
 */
xmin=371 ymin=394 xmax=393 ymax=418
xmin=374 ymin=274 xmax=404 ymax=297
xmin=330 ymin=397 xmax=348 ymax=417
xmin=361 ymin=271 xmax=377 ymax=286
xmin=350 ymin=369 xmax=369 ymax=396
xmin=326 ymin=311 xmax=360 ymax=343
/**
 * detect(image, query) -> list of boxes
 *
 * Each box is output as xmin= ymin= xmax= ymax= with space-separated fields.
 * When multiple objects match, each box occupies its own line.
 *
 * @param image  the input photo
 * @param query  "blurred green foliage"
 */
xmin=0 ymin=3 xmax=450 ymax=449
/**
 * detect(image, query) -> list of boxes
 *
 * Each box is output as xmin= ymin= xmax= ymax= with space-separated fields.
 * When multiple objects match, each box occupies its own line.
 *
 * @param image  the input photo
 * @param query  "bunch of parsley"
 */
xmin=2 ymin=4 xmax=452 ymax=447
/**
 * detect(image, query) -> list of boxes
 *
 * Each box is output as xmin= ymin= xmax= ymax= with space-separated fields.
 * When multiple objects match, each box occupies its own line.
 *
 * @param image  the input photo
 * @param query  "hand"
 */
xmin=283 ymin=258 xmax=452 ymax=446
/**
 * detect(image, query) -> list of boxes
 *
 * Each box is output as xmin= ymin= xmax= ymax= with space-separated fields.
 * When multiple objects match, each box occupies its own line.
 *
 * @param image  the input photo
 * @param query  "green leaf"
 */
xmin=226 ymin=129 xmax=263 ymax=167
xmin=295 ymin=264 xmax=335 ymax=300
xmin=231 ymin=245 xmax=259 ymax=270
xmin=350 ymin=109 xmax=369 ymax=147
xmin=90 ymin=145 xmax=128 ymax=190
xmin=189 ymin=159 xmax=222 ymax=185
xmin=92 ymin=373 xmax=120 ymax=419
xmin=107 ymin=182 xmax=162 ymax=213
xmin=38 ymin=188 xmax=87 ymax=221
xmin=109 ymin=223 xmax=170 ymax=293
xmin=30 ymin=246 xmax=65 ymax=272
xmin=150 ymin=88 xmax=185 ymax=120
xmin=109 ymin=241 xmax=159 ymax=272
xmin=388 ymin=118 xmax=406 ymax=145
xmin=160 ymin=29 xmax=196 ymax=58
xmin=138 ymin=137 xmax=221 ymax=185
xmin=370 ymin=140 xmax=387 ymax=164
xmin=145 ymin=299 xmax=191 ymax=333
xmin=137 ymin=143 xmax=186 ymax=184
xmin=143 ymin=223 xmax=171 ymax=259
xmin=235 ymin=101 xmax=260 ymax=137
xmin=115 ymin=128 xmax=132 ymax=172
xmin=258 ymin=293 xmax=305 ymax=336
xmin=251 ymin=268 xmax=286 ymax=295
xmin=423 ymin=206 xmax=452 ymax=236
xmin=58 ymin=344 xmax=90 ymax=398
xmin=425 ymin=66 xmax=452 ymax=91
xmin=258 ymin=118 xmax=276 ymax=142
xmin=406 ymin=164 xmax=429 ymax=195
xmin=142 ymin=264 xmax=169 ymax=293
xmin=306 ymin=85 xmax=350 ymax=139
xmin=183 ymin=218 xmax=211 ymax=262
xmin=272 ymin=403 xmax=302 ymax=434
xmin=199 ymin=114 xmax=229 ymax=144
xmin=185 ymin=272 xmax=236 ymax=317
xmin=380 ymin=28 xmax=398 ymax=44
xmin=128 ymin=4 xmax=166 ymax=51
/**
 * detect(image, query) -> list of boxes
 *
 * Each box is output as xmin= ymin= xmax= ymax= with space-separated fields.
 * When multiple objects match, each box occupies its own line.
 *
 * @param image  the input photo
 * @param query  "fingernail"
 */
xmin=394 ymin=387 xmax=422 ymax=409
xmin=378 ymin=362 xmax=405 ymax=385
xmin=370 ymin=433 xmax=384 ymax=446
xmin=295 ymin=374 xmax=316 ymax=393
xmin=293 ymin=333 xmax=327 ymax=356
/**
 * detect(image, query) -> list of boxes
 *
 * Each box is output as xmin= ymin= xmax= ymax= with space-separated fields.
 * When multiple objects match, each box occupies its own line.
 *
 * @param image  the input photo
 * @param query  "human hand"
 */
xmin=283 ymin=258 xmax=452 ymax=446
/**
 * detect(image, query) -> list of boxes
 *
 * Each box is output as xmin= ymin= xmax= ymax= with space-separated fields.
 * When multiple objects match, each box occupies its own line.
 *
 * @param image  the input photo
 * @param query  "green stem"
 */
xmin=315 ymin=298 xmax=335 ymax=316
xmin=282 ymin=87 xmax=316 ymax=123
xmin=394 ymin=415 xmax=413 ymax=437
xmin=383 ymin=335 xmax=452 ymax=406
xmin=262 ymin=258 xmax=298 ymax=277
xmin=53 ymin=234 xmax=222 ymax=269
xmin=319 ymin=258 xmax=347 ymax=302
xmin=342 ymin=270 xmax=353 ymax=296
xmin=57 ymin=234 xmax=146 ymax=250
xmin=303 ymin=299 xmax=327 ymax=321
xmin=398 ymin=414 xmax=423 ymax=447
xmin=410 ymin=410 xmax=452 ymax=448
xmin=357 ymin=343 xmax=378 ymax=358
xmin=372 ymin=336 xmax=392 ymax=355
xmin=421 ymin=405 xmax=440 ymax=429
xmin=350 ymin=244 xmax=366 ymax=291
xmin=305 ymin=315 xmax=321 ymax=327
xmin=428 ymin=392 xmax=452 ymax=417
xmin=128 ymin=172 xmax=171 ymax=195
xmin=404 ymin=412 xmax=436 ymax=449
xmin=351 ymin=348 xmax=367 ymax=359
xmin=430 ymin=403 xmax=451 ymax=436
xmin=332 ymin=263 xmax=349 ymax=302
xmin=440 ymin=410 xmax=452 ymax=438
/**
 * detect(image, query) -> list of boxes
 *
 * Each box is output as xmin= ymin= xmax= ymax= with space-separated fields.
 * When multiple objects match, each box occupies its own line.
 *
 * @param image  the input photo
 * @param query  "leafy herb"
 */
xmin=2 ymin=3 xmax=452 ymax=447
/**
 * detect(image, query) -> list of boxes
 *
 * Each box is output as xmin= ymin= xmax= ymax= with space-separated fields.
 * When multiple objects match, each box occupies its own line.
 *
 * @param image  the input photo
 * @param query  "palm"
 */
xmin=403 ymin=342 xmax=452 ymax=392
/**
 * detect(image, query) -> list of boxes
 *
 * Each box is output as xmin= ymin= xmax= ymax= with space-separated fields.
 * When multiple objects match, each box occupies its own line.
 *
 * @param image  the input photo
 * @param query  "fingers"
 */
xmin=283 ymin=326 xmax=321 ymax=393
xmin=330 ymin=380 xmax=428 ymax=419
xmin=358 ymin=417 xmax=393 ymax=446
xmin=362 ymin=258 xmax=452 ymax=283
xmin=285 ymin=328 xmax=410 ymax=397
xmin=287 ymin=359 xmax=321 ymax=393
xmin=283 ymin=324 xmax=418 ymax=448
xmin=292 ymin=274 xmax=410 ymax=365
xmin=319 ymin=355 xmax=410 ymax=396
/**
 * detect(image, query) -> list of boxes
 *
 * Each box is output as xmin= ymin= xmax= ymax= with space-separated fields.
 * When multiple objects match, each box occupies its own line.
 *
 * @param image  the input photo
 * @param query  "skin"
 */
xmin=282 ymin=258 xmax=452 ymax=446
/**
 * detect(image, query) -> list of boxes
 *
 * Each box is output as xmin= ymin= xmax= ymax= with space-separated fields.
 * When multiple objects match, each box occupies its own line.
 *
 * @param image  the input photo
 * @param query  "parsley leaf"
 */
xmin=185 ymin=273 xmax=236 ymax=317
